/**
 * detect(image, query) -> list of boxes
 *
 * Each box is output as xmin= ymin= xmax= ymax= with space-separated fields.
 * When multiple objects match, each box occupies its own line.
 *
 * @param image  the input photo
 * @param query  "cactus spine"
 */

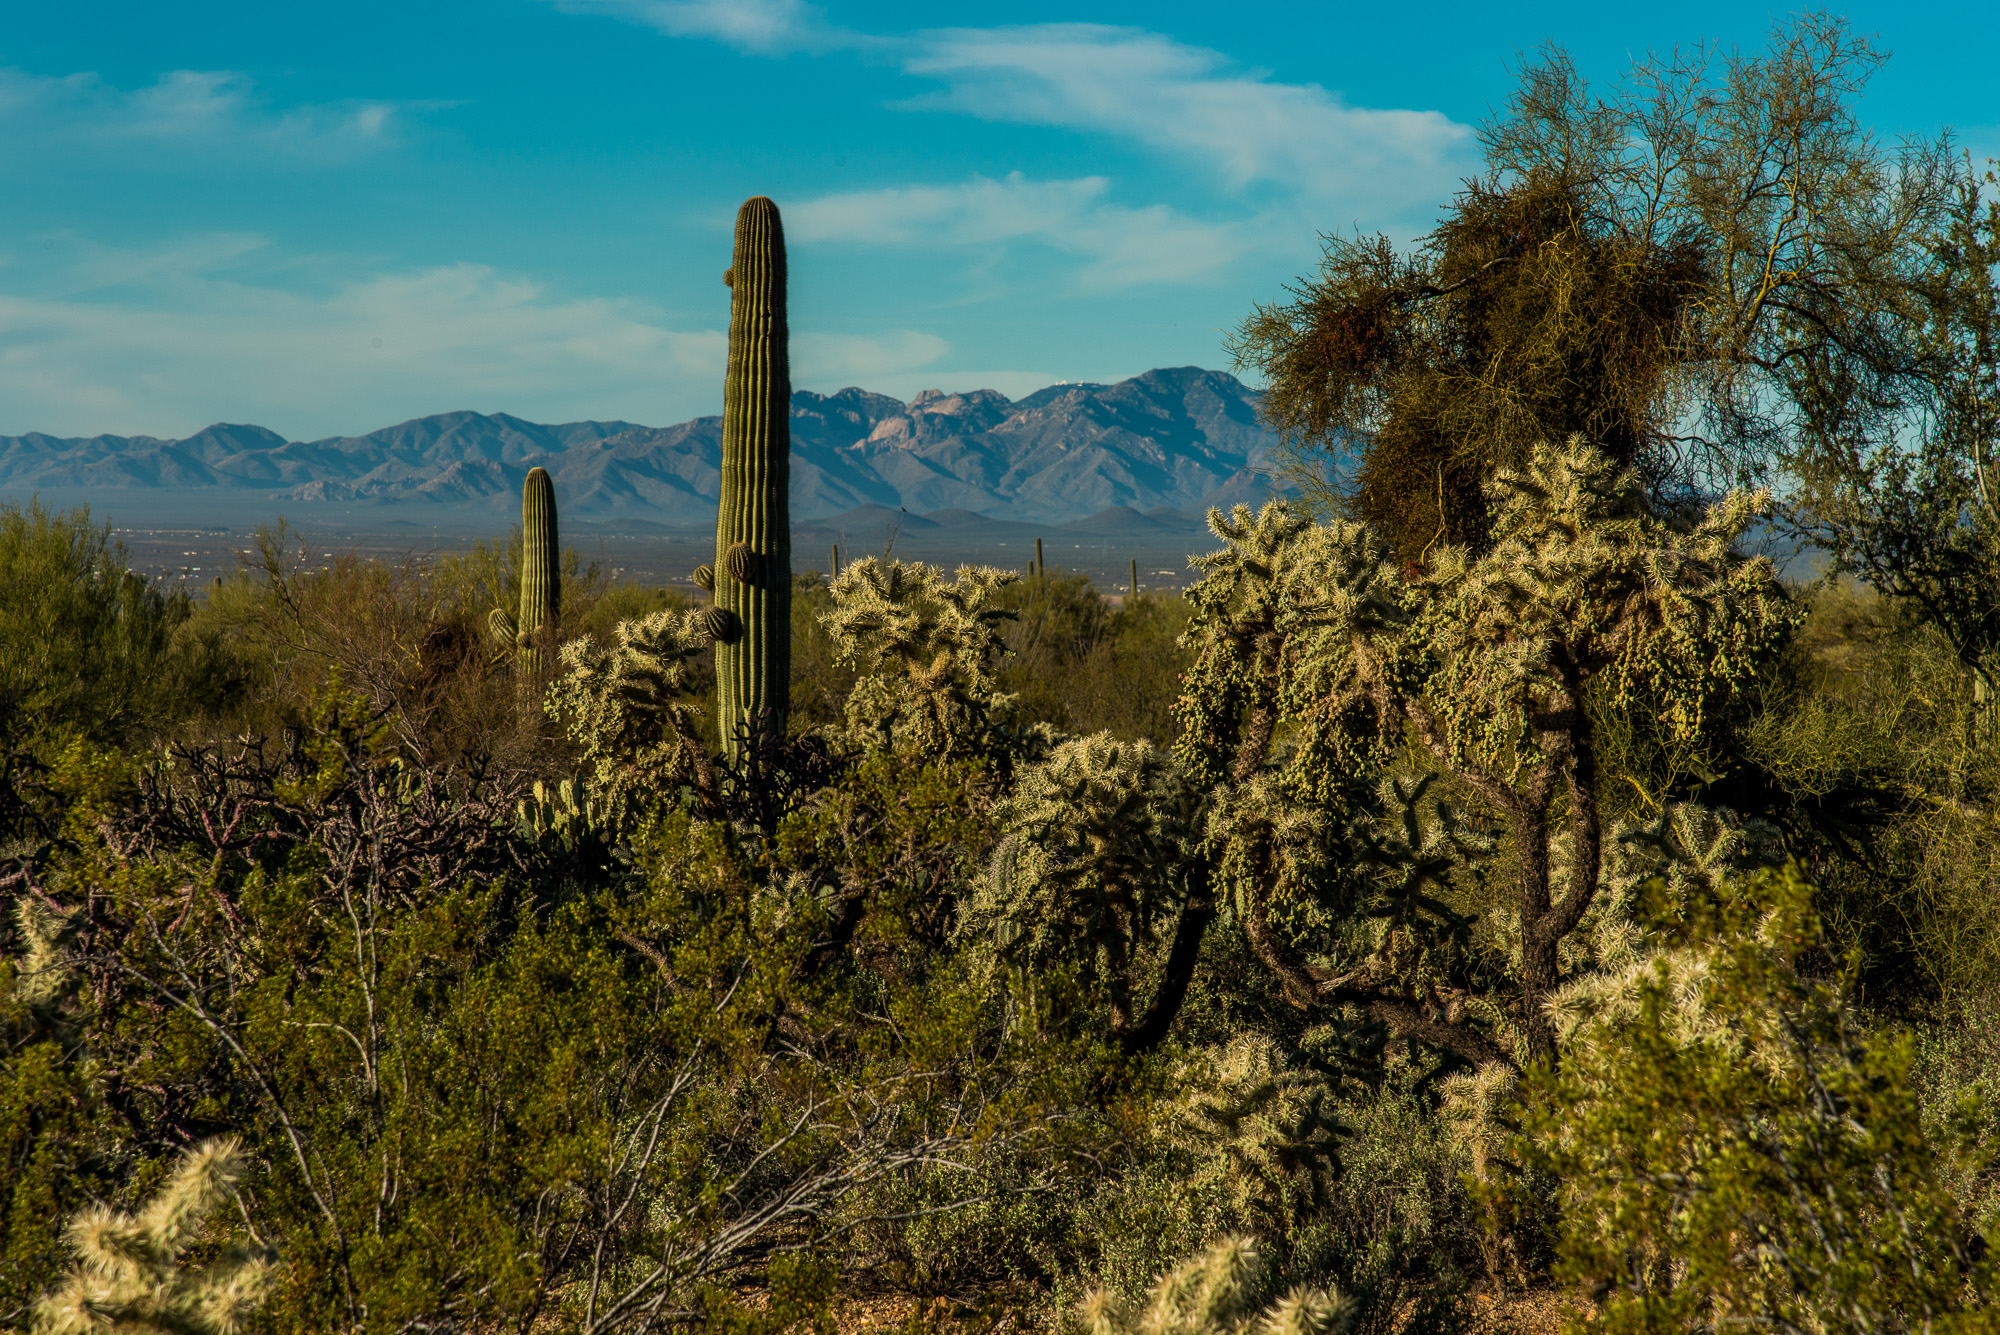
xmin=714 ymin=196 xmax=792 ymax=763
xmin=518 ymin=466 xmax=560 ymax=670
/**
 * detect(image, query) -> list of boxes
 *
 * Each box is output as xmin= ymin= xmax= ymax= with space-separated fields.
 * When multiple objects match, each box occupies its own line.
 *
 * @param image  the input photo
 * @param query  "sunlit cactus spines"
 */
xmin=819 ymin=556 xmax=1023 ymax=757
xmin=714 ymin=195 xmax=792 ymax=765
xmin=1078 ymin=1235 xmax=1353 ymax=1335
xmin=693 ymin=563 xmax=715 ymax=592
xmin=34 ymin=1137 xmax=276 ymax=1335
xmin=517 ymin=465 xmax=560 ymax=672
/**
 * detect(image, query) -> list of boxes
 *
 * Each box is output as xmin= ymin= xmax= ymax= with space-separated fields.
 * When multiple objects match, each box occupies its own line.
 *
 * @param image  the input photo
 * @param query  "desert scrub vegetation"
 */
xmin=11 ymin=14 xmax=2000 ymax=1335
xmin=13 ymin=428 xmax=2000 ymax=1332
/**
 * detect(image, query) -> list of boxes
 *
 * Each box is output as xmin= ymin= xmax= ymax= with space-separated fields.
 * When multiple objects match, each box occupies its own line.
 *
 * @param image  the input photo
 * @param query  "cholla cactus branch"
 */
xmin=1078 ymin=1236 xmax=1353 ymax=1335
xmin=1176 ymin=437 xmax=1794 ymax=1067
xmin=34 ymin=1137 xmax=276 ymax=1335
xmin=972 ymin=733 xmax=1196 ymax=1035
xmin=546 ymin=609 xmax=719 ymax=817
xmin=819 ymin=557 xmax=1024 ymax=758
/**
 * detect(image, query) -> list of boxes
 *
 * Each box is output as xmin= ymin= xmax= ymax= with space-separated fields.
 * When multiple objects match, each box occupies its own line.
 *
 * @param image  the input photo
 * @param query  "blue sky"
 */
xmin=3 ymin=0 xmax=1996 ymax=440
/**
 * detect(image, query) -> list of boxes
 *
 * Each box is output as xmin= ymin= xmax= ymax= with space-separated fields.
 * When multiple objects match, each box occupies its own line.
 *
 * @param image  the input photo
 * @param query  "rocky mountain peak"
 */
xmin=0 ymin=368 xmax=1281 ymax=525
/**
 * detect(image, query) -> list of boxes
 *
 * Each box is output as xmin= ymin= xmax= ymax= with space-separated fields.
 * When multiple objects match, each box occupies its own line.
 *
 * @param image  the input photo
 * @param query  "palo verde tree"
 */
xmin=1175 ymin=438 xmax=1795 ymax=1068
xmin=1233 ymin=15 xmax=1965 ymax=563
xmin=1788 ymin=165 xmax=2000 ymax=724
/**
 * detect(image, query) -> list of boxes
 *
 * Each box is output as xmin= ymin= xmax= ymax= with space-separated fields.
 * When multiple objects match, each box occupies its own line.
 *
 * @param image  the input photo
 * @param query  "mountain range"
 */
xmin=0 ymin=367 xmax=1280 ymax=526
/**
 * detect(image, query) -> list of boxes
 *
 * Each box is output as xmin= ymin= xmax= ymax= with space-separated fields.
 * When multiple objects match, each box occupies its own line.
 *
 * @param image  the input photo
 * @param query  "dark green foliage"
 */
xmin=715 ymin=196 xmax=793 ymax=764
xmin=0 ymin=500 xmax=220 ymax=757
xmin=993 ymin=571 xmax=1190 ymax=747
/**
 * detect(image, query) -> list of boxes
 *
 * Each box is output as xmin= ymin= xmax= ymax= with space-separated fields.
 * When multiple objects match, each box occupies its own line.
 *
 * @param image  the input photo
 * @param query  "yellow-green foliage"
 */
xmin=1076 ymin=1236 xmax=1353 ymax=1335
xmin=1521 ymin=868 xmax=1999 ymax=1335
xmin=33 ymin=1137 xmax=275 ymax=1335
xmin=1170 ymin=1038 xmax=1349 ymax=1232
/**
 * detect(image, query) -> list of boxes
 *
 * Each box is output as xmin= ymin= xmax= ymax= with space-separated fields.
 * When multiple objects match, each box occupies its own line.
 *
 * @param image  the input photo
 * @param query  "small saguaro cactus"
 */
xmin=712 ymin=196 xmax=793 ymax=764
xmin=518 ymin=466 xmax=560 ymax=667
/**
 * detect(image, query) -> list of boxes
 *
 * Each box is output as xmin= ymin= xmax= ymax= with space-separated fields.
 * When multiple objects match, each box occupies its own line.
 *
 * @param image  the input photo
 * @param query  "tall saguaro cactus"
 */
xmin=713 ymin=196 xmax=792 ymax=763
xmin=519 ymin=465 xmax=560 ymax=669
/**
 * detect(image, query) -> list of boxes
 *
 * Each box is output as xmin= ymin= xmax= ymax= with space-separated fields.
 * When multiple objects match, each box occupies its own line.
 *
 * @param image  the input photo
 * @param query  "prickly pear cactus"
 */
xmin=713 ymin=196 xmax=792 ymax=763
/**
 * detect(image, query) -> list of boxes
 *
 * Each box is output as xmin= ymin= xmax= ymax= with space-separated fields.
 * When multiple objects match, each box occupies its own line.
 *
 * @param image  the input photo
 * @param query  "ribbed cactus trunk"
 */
xmin=714 ymin=196 xmax=791 ymax=764
xmin=518 ymin=466 xmax=560 ymax=673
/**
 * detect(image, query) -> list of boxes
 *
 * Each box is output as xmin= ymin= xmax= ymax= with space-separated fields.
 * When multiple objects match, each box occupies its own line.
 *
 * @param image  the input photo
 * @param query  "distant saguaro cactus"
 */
xmin=518 ymin=466 xmax=560 ymax=666
xmin=713 ymin=196 xmax=792 ymax=764
xmin=34 ymin=1137 xmax=276 ymax=1335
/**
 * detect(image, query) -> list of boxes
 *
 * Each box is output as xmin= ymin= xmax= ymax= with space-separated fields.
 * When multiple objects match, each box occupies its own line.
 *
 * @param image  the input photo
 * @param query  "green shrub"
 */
xmin=1520 ymin=866 xmax=1998 ymax=1334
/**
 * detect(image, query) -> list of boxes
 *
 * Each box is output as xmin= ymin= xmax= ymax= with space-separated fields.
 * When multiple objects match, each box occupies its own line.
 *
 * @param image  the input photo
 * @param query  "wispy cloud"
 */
xmin=0 ymin=235 xmax=963 ymax=437
xmin=901 ymin=25 xmax=1471 ymax=208
xmin=541 ymin=0 xmax=857 ymax=55
xmin=794 ymin=329 xmax=949 ymax=381
xmin=789 ymin=172 xmax=1248 ymax=288
xmin=0 ymin=66 xmax=411 ymax=165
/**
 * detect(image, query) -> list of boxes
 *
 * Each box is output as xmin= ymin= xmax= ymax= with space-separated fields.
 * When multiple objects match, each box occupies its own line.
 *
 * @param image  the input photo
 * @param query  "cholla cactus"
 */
xmin=545 ymin=609 xmax=717 ymax=816
xmin=1077 ymin=1236 xmax=1353 ymax=1335
xmin=1173 ymin=1037 xmax=1351 ymax=1231
xmin=1175 ymin=504 xmax=1409 ymax=795
xmin=14 ymin=892 xmax=78 ymax=1010
xmin=1175 ymin=437 xmax=1795 ymax=1068
xmin=34 ymin=1137 xmax=276 ymax=1335
xmin=970 ymin=734 xmax=1193 ymax=1033
xmin=818 ymin=557 xmax=1022 ymax=757
xmin=1413 ymin=438 xmax=1788 ymax=770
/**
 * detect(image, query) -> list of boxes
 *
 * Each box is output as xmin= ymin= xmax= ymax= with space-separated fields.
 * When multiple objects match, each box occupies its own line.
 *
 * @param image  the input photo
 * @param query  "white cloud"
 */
xmin=0 ymin=234 xmax=967 ymax=438
xmin=902 ymin=25 xmax=1472 ymax=207
xmin=789 ymin=172 xmax=1249 ymax=287
xmin=0 ymin=66 xmax=409 ymax=164
xmin=0 ymin=240 xmax=720 ymax=437
xmin=541 ymin=0 xmax=854 ymax=54
xmin=794 ymin=329 xmax=949 ymax=381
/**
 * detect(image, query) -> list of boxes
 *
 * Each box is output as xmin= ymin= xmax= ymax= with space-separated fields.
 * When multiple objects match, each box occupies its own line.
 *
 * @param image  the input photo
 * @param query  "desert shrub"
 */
xmin=993 ymin=575 xmax=1191 ymax=746
xmin=1520 ymin=866 xmax=1999 ymax=1334
xmin=0 ymin=501 xmax=241 ymax=812
xmin=2 ymin=678 xmax=1113 ymax=1333
xmin=180 ymin=525 xmax=687 ymax=779
xmin=791 ymin=573 xmax=860 ymax=734
xmin=1723 ymin=580 xmax=2000 ymax=1003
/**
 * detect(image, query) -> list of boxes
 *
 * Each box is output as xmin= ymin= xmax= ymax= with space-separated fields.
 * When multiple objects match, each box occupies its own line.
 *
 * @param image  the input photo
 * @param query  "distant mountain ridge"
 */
xmin=0 ymin=367 xmax=1279 ymax=524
